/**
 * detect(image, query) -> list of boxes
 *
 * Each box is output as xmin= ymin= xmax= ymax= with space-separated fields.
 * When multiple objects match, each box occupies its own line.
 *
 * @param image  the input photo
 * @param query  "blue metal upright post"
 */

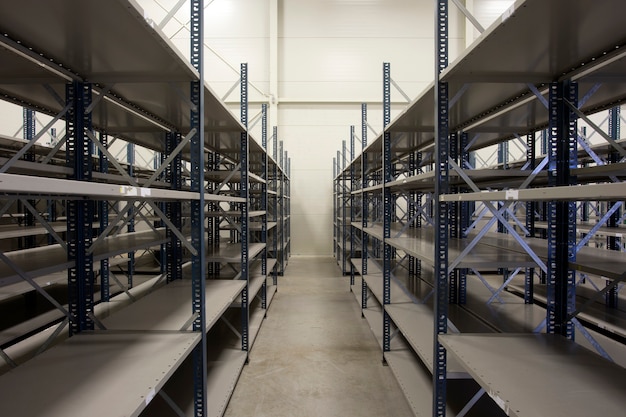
xmin=240 ymin=63 xmax=250 ymax=357
xmin=524 ymin=132 xmax=536 ymax=304
xmin=99 ymin=132 xmax=110 ymax=302
xmin=273 ymin=126 xmax=278 ymax=286
xmin=22 ymin=108 xmax=36 ymax=249
xmin=261 ymin=104 xmax=268 ymax=310
xmin=382 ymin=63 xmax=392 ymax=358
xmin=547 ymin=81 xmax=577 ymax=340
xmin=458 ymin=132 xmax=469 ymax=305
xmin=127 ymin=143 xmax=135 ymax=288
xmin=166 ymin=132 xmax=183 ymax=283
xmin=190 ymin=1 xmax=207 ymax=415
xmin=342 ymin=139 xmax=348 ymax=274
xmin=449 ymin=132 xmax=458 ymax=304
xmin=157 ymin=152 xmax=167 ymax=274
xmin=350 ymin=126 xmax=356 ymax=285
xmin=433 ymin=1 xmax=449 ymax=415
xmin=279 ymin=140 xmax=285 ymax=275
xmin=607 ymin=107 xmax=620 ymax=308
xmin=66 ymin=82 xmax=94 ymax=336
xmin=361 ymin=103 xmax=368 ymax=311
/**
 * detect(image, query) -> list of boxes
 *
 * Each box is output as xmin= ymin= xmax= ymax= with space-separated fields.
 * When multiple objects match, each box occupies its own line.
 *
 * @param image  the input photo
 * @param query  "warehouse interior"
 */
xmin=0 ymin=0 xmax=625 ymax=416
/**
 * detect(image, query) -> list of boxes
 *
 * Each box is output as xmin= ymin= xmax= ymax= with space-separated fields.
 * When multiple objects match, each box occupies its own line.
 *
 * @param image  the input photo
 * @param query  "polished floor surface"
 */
xmin=224 ymin=257 xmax=412 ymax=417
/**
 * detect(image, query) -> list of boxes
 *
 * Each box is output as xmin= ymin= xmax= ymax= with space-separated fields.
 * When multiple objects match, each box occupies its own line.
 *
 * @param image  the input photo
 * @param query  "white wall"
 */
xmin=0 ymin=0 xmax=526 ymax=256
xmin=278 ymin=0 xmax=466 ymax=256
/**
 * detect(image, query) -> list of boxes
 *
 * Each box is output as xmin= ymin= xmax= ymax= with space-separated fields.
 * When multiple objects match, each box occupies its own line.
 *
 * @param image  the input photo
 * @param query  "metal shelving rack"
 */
xmin=335 ymin=1 xmax=626 ymax=416
xmin=0 ymin=1 xmax=289 ymax=416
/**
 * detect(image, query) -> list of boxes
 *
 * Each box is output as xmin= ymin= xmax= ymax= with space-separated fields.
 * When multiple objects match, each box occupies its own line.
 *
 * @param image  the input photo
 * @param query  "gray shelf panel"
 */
xmin=266 ymin=282 xmax=277 ymax=308
xmin=0 ymin=222 xmax=99 ymax=240
xmin=360 ymin=268 xmax=414 ymax=304
xmin=206 ymin=348 xmax=248 ymax=417
xmin=573 ymin=162 xmax=626 ymax=183
xmin=474 ymin=231 xmax=626 ymax=281
xmin=0 ymin=257 xmax=154 ymax=347
xmin=0 ymin=244 xmax=72 ymax=286
xmin=205 ymin=242 xmax=266 ymax=263
xmin=385 ymin=303 xmax=468 ymax=378
xmin=142 ymin=345 xmax=247 ymax=417
xmin=0 ymin=1 xmax=249 ymax=152
xmin=464 ymin=273 xmax=545 ymax=333
xmin=350 ymin=275 xmax=363 ymax=306
xmin=463 ymin=274 xmax=626 ymax=368
xmin=393 ymin=0 xmax=626 ymax=147
xmin=265 ymin=258 xmax=278 ymax=275
xmin=231 ymin=274 xmax=264 ymax=308
xmin=384 ymin=168 xmax=542 ymax=194
xmin=248 ymin=306 xmax=265 ymax=350
xmin=0 ymin=254 xmax=129 ymax=303
xmin=0 ymin=307 xmax=65 ymax=348
xmin=384 ymin=348 xmax=438 ymax=417
xmin=532 ymin=220 xmax=626 ymax=239
xmin=205 ymin=171 xmax=266 ymax=185
xmin=0 ymin=156 xmax=169 ymax=191
xmin=362 ymin=307 xmax=383 ymax=350
xmin=0 ymin=156 xmax=71 ymax=178
xmin=102 ymin=279 xmax=245 ymax=332
xmin=440 ymin=182 xmax=626 ymax=203
xmin=0 ymin=173 xmax=216 ymax=201
xmin=354 ymin=224 xmax=535 ymax=270
xmin=0 ymin=134 xmax=160 ymax=178
xmin=439 ymin=333 xmax=626 ymax=417
xmin=507 ymin=283 xmax=626 ymax=339
xmin=0 ymin=0 xmax=196 ymax=82
xmin=0 ymin=331 xmax=200 ymax=417
xmin=92 ymin=229 xmax=168 ymax=262
xmin=209 ymin=210 xmax=266 ymax=218
xmin=369 ymin=0 xmax=626 ymax=157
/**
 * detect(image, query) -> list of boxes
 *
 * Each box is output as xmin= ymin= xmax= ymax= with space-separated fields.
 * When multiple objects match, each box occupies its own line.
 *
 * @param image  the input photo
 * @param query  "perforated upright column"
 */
xmin=127 ymin=143 xmax=135 ymax=288
xmin=22 ymin=108 xmax=36 ymax=249
xmin=66 ymin=82 xmax=94 ymax=336
xmin=382 ymin=63 xmax=392 ymax=356
xmin=240 ymin=63 xmax=250 ymax=355
xmin=606 ymin=107 xmax=620 ymax=308
xmin=361 ymin=103 xmax=368 ymax=310
xmin=261 ymin=104 xmax=268 ymax=309
xmin=99 ymin=132 xmax=110 ymax=302
xmin=547 ymin=81 xmax=577 ymax=340
xmin=433 ymin=1 xmax=450 ymax=414
xmin=524 ymin=132 xmax=536 ymax=304
xmin=190 ymin=1 xmax=207 ymax=414
xmin=165 ymin=132 xmax=183 ymax=283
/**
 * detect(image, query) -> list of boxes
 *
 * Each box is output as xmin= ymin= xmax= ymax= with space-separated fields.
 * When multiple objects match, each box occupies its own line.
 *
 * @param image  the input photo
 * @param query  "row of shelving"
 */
xmin=334 ymin=1 xmax=626 ymax=416
xmin=0 ymin=1 xmax=289 ymax=416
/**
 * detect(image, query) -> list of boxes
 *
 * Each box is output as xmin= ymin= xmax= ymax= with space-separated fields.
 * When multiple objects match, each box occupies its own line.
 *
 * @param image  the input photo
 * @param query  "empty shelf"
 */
xmin=231 ymin=274 xmax=264 ymax=308
xmin=362 ymin=271 xmax=414 ymax=304
xmin=354 ymin=224 xmax=536 ymax=270
xmin=439 ymin=333 xmax=626 ymax=417
xmin=440 ymin=182 xmax=626 ymax=203
xmin=385 ymin=303 xmax=468 ymax=378
xmin=206 ymin=242 xmax=266 ymax=263
xmin=102 ymin=279 xmax=245 ymax=333
xmin=0 ymin=173 xmax=204 ymax=201
xmin=0 ymin=332 xmax=200 ymax=417
xmin=384 ymin=348 xmax=440 ymax=417
xmin=142 ymin=345 xmax=247 ymax=417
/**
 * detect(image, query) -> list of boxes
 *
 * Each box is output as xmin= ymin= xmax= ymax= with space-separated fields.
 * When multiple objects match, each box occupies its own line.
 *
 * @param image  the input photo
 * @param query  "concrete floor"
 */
xmin=224 ymin=256 xmax=413 ymax=417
